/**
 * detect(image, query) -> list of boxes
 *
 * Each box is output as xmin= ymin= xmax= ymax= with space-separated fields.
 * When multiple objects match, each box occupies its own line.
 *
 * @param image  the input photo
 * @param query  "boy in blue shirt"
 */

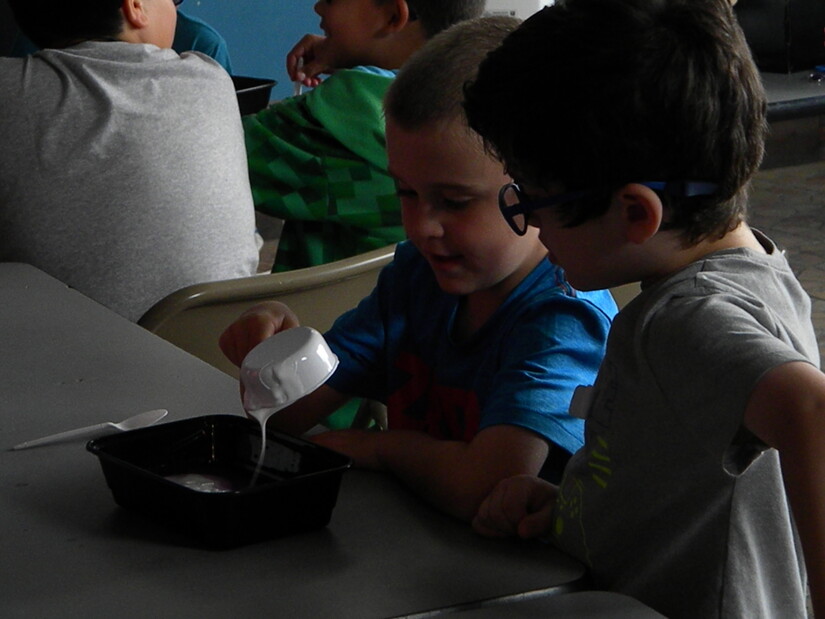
xmin=220 ymin=16 xmax=617 ymax=522
xmin=464 ymin=0 xmax=825 ymax=616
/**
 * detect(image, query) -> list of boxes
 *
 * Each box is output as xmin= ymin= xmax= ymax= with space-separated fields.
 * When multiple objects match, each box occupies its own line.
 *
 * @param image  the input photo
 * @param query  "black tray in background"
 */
xmin=231 ymin=75 xmax=277 ymax=115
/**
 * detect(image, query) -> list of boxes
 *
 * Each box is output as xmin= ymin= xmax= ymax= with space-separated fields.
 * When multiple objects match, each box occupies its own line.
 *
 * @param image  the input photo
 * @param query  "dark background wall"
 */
xmin=734 ymin=0 xmax=825 ymax=73
xmin=1 ymin=0 xmax=20 ymax=56
xmin=0 ymin=0 xmax=319 ymax=100
xmin=3 ymin=0 xmax=824 ymax=96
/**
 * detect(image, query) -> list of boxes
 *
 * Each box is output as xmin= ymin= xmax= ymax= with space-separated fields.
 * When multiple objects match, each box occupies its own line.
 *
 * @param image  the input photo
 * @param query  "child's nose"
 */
xmin=314 ymin=1 xmax=325 ymax=17
xmin=407 ymin=206 xmax=445 ymax=239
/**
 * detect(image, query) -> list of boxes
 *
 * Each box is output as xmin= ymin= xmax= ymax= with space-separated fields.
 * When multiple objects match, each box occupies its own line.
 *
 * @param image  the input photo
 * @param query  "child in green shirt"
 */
xmin=245 ymin=0 xmax=484 ymax=271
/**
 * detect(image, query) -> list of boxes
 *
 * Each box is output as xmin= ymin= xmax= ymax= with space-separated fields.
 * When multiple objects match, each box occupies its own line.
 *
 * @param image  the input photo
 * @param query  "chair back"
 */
xmin=139 ymin=245 xmax=396 ymax=378
xmin=610 ymin=282 xmax=641 ymax=309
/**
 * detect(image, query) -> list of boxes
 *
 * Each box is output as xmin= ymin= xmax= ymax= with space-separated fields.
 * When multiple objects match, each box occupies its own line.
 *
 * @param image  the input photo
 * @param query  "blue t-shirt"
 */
xmin=324 ymin=241 xmax=617 ymax=454
xmin=350 ymin=65 xmax=397 ymax=78
xmin=173 ymin=11 xmax=232 ymax=73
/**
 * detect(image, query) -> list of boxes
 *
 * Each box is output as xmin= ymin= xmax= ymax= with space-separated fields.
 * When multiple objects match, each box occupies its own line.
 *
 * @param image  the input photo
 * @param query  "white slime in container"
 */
xmin=165 ymin=473 xmax=236 ymax=493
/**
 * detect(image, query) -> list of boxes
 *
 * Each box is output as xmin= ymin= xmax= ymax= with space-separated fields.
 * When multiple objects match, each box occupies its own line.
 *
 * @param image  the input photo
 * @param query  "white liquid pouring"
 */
xmin=248 ymin=406 xmax=279 ymax=486
xmin=164 ymin=327 xmax=338 ymax=493
xmin=244 ymin=363 xmax=306 ymax=485
xmin=162 ymin=409 xmax=278 ymax=493
xmin=164 ymin=409 xmax=278 ymax=493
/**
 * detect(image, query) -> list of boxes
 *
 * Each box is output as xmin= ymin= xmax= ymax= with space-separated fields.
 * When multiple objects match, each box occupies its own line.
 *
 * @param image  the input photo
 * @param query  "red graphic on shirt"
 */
xmin=386 ymin=352 xmax=480 ymax=441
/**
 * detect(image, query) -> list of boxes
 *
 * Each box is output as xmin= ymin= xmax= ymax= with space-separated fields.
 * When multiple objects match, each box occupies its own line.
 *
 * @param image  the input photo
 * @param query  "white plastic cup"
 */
xmin=240 ymin=326 xmax=339 ymax=413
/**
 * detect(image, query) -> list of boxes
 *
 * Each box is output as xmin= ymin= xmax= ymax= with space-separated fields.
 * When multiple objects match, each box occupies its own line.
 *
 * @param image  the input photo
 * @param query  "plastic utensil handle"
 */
xmin=11 ymin=422 xmax=113 ymax=450
xmin=293 ymin=58 xmax=304 ymax=96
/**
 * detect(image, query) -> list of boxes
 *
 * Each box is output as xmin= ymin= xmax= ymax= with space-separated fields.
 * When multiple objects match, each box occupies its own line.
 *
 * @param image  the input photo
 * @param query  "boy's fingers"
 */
xmin=219 ymin=302 xmax=301 ymax=368
xmin=516 ymin=481 xmax=557 ymax=539
xmin=518 ymin=506 xmax=555 ymax=539
xmin=472 ymin=497 xmax=513 ymax=537
xmin=527 ymin=479 xmax=557 ymax=511
xmin=473 ymin=475 xmax=558 ymax=538
xmin=299 ymin=59 xmax=327 ymax=82
xmin=494 ymin=480 xmax=526 ymax=535
xmin=233 ymin=332 xmax=253 ymax=366
xmin=286 ymin=34 xmax=327 ymax=80
xmin=218 ymin=325 xmax=243 ymax=366
xmin=286 ymin=34 xmax=315 ymax=59
xmin=219 ymin=315 xmax=278 ymax=367
xmin=239 ymin=329 xmax=256 ymax=363
xmin=473 ymin=481 xmax=524 ymax=537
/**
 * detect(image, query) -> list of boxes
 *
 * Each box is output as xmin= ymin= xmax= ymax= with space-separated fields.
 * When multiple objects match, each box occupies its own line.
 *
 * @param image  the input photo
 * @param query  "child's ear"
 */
xmin=381 ymin=0 xmax=412 ymax=33
xmin=121 ymin=0 xmax=149 ymax=29
xmin=616 ymin=183 xmax=663 ymax=245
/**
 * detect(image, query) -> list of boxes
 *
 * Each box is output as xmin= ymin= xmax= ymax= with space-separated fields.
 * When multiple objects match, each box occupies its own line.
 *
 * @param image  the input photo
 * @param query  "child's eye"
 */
xmin=395 ymin=187 xmax=417 ymax=200
xmin=440 ymin=197 xmax=472 ymax=211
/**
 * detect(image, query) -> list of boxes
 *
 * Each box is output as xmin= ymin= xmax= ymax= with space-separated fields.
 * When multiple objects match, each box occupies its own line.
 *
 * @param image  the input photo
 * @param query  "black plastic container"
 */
xmin=231 ymin=75 xmax=277 ymax=115
xmin=87 ymin=415 xmax=351 ymax=548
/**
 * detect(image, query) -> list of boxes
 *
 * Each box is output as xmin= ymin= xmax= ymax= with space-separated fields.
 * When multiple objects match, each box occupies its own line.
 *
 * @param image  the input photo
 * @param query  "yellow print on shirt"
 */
xmin=587 ymin=434 xmax=612 ymax=489
xmin=554 ymin=434 xmax=611 ymax=567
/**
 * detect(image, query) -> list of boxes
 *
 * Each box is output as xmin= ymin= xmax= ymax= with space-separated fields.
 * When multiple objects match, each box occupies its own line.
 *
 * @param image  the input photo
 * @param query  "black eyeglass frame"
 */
xmin=498 ymin=180 xmax=719 ymax=236
xmin=173 ymin=0 xmax=185 ymax=6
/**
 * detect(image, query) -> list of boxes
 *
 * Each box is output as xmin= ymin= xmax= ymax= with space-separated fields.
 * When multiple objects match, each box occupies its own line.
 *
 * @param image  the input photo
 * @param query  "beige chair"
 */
xmin=610 ymin=282 xmax=641 ymax=309
xmin=139 ymin=244 xmax=396 ymax=378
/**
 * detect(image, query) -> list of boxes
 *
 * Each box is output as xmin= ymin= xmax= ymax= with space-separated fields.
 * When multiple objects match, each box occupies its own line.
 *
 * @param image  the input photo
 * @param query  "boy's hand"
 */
xmin=472 ymin=475 xmax=557 ymax=539
xmin=218 ymin=301 xmax=300 ymax=367
xmin=287 ymin=34 xmax=331 ymax=88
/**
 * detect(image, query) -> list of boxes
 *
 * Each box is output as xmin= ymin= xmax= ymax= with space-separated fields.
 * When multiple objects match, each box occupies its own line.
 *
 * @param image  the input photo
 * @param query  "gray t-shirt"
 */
xmin=554 ymin=231 xmax=816 ymax=618
xmin=0 ymin=41 xmax=259 ymax=321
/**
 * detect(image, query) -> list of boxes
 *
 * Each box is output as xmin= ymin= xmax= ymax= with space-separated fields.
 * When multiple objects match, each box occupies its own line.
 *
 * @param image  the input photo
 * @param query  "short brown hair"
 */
xmin=409 ymin=0 xmax=487 ymax=38
xmin=385 ymin=15 xmax=521 ymax=133
xmin=464 ymin=0 xmax=767 ymax=245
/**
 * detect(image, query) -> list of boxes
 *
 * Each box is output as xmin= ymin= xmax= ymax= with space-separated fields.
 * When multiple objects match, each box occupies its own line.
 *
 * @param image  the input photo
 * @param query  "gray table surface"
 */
xmin=0 ymin=263 xmax=586 ymax=619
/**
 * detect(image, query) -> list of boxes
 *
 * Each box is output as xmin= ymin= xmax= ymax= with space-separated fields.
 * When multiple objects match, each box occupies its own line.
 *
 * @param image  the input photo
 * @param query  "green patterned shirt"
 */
xmin=244 ymin=67 xmax=405 ymax=272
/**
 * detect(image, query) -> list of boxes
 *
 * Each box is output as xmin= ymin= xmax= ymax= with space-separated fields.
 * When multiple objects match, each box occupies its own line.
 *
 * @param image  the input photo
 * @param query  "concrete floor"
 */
xmin=749 ymin=158 xmax=825 ymax=360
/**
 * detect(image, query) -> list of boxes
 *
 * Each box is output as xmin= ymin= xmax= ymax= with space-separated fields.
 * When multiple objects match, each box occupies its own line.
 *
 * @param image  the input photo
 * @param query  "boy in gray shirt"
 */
xmin=464 ymin=0 xmax=825 ymax=616
xmin=1 ymin=0 xmax=259 ymax=321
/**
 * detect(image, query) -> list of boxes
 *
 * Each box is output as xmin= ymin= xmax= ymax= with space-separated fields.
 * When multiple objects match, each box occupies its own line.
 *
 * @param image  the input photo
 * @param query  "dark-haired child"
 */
xmin=465 ymin=0 xmax=825 ymax=616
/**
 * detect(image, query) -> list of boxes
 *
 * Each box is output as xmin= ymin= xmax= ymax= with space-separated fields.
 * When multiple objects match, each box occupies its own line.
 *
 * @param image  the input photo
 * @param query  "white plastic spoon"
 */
xmin=11 ymin=409 xmax=168 ymax=450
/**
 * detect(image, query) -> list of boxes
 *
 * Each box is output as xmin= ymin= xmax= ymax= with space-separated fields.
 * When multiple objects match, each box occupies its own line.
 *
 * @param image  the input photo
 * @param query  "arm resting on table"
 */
xmin=311 ymin=424 xmax=550 ymax=522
